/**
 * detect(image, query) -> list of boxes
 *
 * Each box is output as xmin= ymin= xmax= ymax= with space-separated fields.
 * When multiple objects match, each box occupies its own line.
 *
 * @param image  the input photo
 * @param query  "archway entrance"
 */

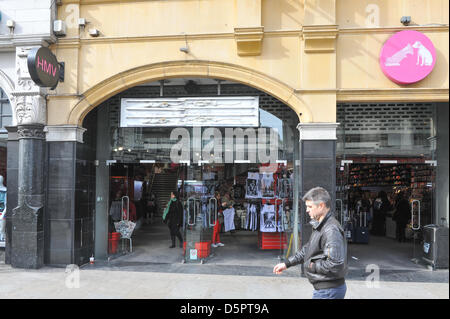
xmin=80 ymin=78 xmax=302 ymax=272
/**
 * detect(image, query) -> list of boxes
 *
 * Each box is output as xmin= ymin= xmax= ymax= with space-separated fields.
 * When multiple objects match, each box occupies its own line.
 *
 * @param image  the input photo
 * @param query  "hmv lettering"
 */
xmin=37 ymin=56 xmax=58 ymax=77
xmin=27 ymin=46 xmax=61 ymax=88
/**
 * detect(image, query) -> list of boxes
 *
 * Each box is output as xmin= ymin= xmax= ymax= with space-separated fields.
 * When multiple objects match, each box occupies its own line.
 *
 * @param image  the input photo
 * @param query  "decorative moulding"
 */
xmin=297 ymin=122 xmax=340 ymax=141
xmin=45 ymin=125 xmax=87 ymax=143
xmin=302 ymin=25 xmax=339 ymax=53
xmin=234 ymin=27 xmax=264 ymax=56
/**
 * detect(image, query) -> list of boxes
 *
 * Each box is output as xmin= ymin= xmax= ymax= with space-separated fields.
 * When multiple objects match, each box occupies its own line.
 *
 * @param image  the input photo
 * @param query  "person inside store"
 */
xmin=371 ymin=191 xmax=392 ymax=236
xmin=361 ymin=192 xmax=373 ymax=226
xmin=109 ymin=189 xmax=137 ymax=223
xmin=273 ymin=187 xmax=348 ymax=299
xmin=211 ymin=191 xmax=225 ymax=248
xmin=162 ymin=191 xmax=184 ymax=248
xmin=393 ymin=191 xmax=410 ymax=243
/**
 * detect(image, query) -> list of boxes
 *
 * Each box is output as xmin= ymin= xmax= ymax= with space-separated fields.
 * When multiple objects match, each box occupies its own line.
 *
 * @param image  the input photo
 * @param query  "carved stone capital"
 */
xmin=12 ymin=46 xmax=47 ymax=126
xmin=12 ymin=94 xmax=46 ymax=126
xmin=17 ymin=124 xmax=46 ymax=140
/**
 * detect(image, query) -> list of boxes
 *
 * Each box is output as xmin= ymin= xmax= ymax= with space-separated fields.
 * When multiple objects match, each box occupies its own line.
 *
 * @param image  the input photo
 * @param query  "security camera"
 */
xmin=400 ymin=16 xmax=411 ymax=26
xmin=6 ymin=20 xmax=15 ymax=28
xmin=180 ymin=47 xmax=189 ymax=53
xmin=89 ymin=28 xmax=100 ymax=37
xmin=78 ymin=18 xmax=87 ymax=28
xmin=53 ymin=20 xmax=66 ymax=36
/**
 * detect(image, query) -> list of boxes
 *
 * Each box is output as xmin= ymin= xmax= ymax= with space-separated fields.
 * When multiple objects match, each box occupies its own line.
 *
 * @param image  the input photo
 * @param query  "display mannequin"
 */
xmin=0 ymin=175 xmax=6 ymax=242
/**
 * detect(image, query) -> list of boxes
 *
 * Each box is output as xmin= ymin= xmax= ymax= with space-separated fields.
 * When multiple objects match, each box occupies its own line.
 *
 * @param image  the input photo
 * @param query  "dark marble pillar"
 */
xmin=297 ymin=123 xmax=338 ymax=245
xmin=4 ymin=126 xmax=19 ymax=265
xmin=10 ymin=124 xmax=46 ymax=269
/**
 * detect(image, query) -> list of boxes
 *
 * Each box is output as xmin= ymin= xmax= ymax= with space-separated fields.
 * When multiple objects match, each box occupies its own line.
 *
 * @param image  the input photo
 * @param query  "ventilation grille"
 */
xmin=337 ymin=103 xmax=435 ymax=134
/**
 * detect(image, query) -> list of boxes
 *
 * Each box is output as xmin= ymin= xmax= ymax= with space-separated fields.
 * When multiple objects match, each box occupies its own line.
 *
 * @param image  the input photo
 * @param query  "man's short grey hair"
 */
xmin=302 ymin=187 xmax=331 ymax=208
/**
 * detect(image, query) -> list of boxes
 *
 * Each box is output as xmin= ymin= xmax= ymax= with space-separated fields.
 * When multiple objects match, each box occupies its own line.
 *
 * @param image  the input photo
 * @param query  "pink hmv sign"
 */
xmin=380 ymin=30 xmax=436 ymax=84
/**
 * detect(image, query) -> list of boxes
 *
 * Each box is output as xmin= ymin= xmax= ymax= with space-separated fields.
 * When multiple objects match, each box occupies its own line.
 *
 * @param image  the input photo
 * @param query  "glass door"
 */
xmin=182 ymin=163 xmax=216 ymax=264
xmin=108 ymin=162 xmax=133 ymax=256
xmin=279 ymin=162 xmax=296 ymax=263
xmin=409 ymin=163 xmax=436 ymax=263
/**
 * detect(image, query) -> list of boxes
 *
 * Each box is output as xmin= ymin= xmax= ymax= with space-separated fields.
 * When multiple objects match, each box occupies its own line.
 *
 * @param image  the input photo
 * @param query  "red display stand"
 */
xmin=183 ymin=241 xmax=211 ymax=258
xmin=258 ymin=231 xmax=287 ymax=250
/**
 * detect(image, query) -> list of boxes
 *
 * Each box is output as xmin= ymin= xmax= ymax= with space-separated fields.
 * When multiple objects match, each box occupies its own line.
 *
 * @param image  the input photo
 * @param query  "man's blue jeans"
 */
xmin=312 ymin=283 xmax=347 ymax=299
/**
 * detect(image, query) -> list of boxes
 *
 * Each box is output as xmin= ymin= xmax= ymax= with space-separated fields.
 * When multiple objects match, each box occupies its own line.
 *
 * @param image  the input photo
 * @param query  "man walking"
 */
xmin=273 ymin=187 xmax=348 ymax=299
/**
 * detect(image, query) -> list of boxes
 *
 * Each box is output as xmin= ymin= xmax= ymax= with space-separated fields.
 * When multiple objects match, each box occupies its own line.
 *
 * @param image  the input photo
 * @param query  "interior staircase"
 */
xmin=151 ymin=172 xmax=179 ymax=217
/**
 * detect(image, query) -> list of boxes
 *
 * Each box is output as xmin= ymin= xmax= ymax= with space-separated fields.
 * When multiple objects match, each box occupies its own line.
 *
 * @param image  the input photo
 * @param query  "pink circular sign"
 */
xmin=380 ymin=30 xmax=436 ymax=84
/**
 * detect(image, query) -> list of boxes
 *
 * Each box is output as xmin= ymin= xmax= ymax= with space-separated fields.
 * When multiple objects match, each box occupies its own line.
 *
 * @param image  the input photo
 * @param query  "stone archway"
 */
xmin=68 ymin=60 xmax=313 ymax=125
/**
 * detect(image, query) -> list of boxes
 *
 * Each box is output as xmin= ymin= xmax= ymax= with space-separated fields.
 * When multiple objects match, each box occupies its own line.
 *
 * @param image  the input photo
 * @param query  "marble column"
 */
xmin=3 ymin=126 xmax=18 ymax=265
xmin=11 ymin=124 xmax=46 ymax=268
xmin=8 ymin=46 xmax=47 ymax=269
xmin=297 ymin=123 xmax=339 ymax=244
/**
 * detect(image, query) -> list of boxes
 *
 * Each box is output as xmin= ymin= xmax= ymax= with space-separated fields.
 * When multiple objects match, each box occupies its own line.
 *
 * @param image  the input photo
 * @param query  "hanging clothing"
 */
xmin=278 ymin=176 xmax=292 ymax=198
xmin=246 ymin=203 xmax=259 ymax=231
xmin=201 ymin=198 xmax=209 ymax=228
xmin=223 ymin=207 xmax=236 ymax=232
xmin=246 ymin=172 xmax=261 ymax=199
xmin=260 ymin=204 xmax=277 ymax=232
xmin=277 ymin=202 xmax=285 ymax=232
xmin=232 ymin=184 xmax=246 ymax=200
xmin=109 ymin=201 xmax=122 ymax=221
xmin=261 ymin=173 xmax=275 ymax=198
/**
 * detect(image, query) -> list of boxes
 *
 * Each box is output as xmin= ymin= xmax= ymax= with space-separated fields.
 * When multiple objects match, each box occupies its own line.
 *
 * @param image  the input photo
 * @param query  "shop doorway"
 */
xmin=336 ymin=159 xmax=436 ymax=270
xmin=104 ymin=160 xmax=297 ymax=268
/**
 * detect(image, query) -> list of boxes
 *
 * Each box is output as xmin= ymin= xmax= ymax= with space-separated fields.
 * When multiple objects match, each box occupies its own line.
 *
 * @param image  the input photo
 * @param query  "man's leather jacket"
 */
xmin=285 ymin=211 xmax=348 ymax=290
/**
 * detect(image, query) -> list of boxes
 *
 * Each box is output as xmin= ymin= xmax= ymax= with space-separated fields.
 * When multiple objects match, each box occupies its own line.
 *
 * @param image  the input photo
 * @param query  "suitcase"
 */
xmin=354 ymin=212 xmax=369 ymax=244
xmin=344 ymin=220 xmax=354 ymax=243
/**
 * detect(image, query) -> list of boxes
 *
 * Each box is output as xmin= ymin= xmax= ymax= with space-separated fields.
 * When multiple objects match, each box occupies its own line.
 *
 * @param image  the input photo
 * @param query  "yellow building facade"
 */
xmin=3 ymin=0 xmax=448 ymax=269
xmin=49 ymin=0 xmax=449 ymax=126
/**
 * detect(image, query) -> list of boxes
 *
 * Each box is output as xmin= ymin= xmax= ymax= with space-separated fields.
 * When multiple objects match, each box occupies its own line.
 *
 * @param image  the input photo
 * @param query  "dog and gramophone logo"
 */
xmin=380 ymin=30 xmax=436 ymax=85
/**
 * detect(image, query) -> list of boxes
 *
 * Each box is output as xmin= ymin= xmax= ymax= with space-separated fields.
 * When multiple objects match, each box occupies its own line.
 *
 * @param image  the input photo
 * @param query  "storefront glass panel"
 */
xmin=336 ymin=102 xmax=441 ymax=267
xmin=96 ymin=86 xmax=300 ymax=264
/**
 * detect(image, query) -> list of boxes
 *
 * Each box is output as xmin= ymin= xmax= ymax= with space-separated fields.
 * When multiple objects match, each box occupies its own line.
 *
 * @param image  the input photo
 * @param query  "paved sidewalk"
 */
xmin=0 ymin=262 xmax=448 ymax=299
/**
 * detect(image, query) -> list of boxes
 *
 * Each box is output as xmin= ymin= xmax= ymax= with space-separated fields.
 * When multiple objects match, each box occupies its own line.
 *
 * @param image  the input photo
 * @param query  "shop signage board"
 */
xmin=27 ymin=47 xmax=61 ymax=88
xmin=380 ymin=30 xmax=436 ymax=84
xmin=120 ymin=97 xmax=259 ymax=127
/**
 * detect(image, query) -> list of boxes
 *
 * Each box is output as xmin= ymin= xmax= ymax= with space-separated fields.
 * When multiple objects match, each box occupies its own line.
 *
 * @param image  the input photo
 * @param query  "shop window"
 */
xmin=0 ymin=88 xmax=12 ymax=134
xmin=0 ymin=88 xmax=11 ymax=183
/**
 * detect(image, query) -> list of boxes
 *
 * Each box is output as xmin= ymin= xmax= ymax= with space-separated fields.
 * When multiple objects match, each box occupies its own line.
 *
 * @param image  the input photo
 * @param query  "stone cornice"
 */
xmin=337 ymin=88 xmax=449 ymax=103
xmin=297 ymin=122 xmax=339 ymax=141
xmin=0 ymin=34 xmax=57 ymax=52
xmin=45 ymin=125 xmax=86 ymax=143
xmin=302 ymin=25 xmax=339 ymax=53
xmin=234 ymin=27 xmax=264 ymax=56
xmin=338 ymin=25 xmax=449 ymax=35
xmin=54 ymin=29 xmax=302 ymax=48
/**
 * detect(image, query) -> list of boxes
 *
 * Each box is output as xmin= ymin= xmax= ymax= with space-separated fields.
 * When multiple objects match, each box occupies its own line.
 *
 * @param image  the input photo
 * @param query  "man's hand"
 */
xmin=273 ymin=263 xmax=287 ymax=275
